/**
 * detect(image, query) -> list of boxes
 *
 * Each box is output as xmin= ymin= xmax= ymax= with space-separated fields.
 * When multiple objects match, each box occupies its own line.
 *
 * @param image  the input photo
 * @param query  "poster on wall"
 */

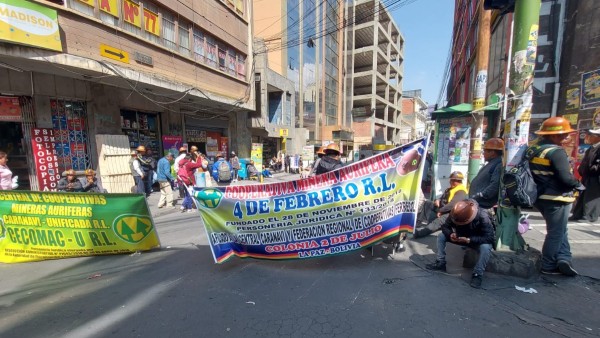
xmin=581 ymin=69 xmax=600 ymax=109
xmin=206 ymin=137 xmax=219 ymax=159
xmin=566 ymin=88 xmax=580 ymax=111
xmin=186 ymin=129 xmax=206 ymax=143
xmin=0 ymin=96 xmax=21 ymax=121
xmin=251 ymin=143 xmax=263 ymax=170
xmin=436 ymin=117 xmax=471 ymax=164
xmin=162 ymin=136 xmax=182 ymax=156
xmin=220 ymin=137 xmax=228 ymax=159
xmin=31 ymin=128 xmax=61 ymax=191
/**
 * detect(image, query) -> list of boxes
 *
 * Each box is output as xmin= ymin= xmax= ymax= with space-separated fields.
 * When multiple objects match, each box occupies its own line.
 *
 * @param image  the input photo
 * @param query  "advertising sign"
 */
xmin=0 ymin=0 xmax=62 ymax=51
xmin=581 ymin=69 xmax=600 ymax=109
xmin=162 ymin=135 xmax=182 ymax=156
xmin=0 ymin=191 xmax=160 ymax=263
xmin=31 ymin=128 xmax=60 ymax=192
xmin=194 ymin=138 xmax=427 ymax=263
xmin=251 ymin=143 xmax=263 ymax=170
xmin=0 ymin=96 xmax=21 ymax=121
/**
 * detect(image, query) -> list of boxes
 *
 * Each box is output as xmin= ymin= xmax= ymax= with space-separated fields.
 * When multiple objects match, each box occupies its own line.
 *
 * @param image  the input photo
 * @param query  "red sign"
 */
xmin=0 ymin=96 xmax=22 ymax=122
xmin=31 ymin=128 xmax=61 ymax=191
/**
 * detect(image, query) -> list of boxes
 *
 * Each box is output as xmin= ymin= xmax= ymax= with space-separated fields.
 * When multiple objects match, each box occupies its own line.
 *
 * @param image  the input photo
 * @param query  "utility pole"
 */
xmin=467 ymin=3 xmax=492 ymax=185
xmin=496 ymin=0 xmax=542 ymax=251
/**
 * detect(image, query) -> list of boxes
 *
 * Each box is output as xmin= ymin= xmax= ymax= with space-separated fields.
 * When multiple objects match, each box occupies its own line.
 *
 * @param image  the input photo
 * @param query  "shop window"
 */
xmin=50 ymin=99 xmax=91 ymax=173
xmin=121 ymin=110 xmax=161 ymax=160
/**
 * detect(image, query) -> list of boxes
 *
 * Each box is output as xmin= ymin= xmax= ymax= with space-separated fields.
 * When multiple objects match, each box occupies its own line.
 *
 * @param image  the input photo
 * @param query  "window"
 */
xmin=218 ymin=48 xmax=226 ymax=71
xmin=179 ymin=23 xmax=190 ymax=56
xmin=237 ymin=54 xmax=246 ymax=80
xmin=143 ymin=2 xmax=161 ymax=44
xmin=206 ymin=37 xmax=218 ymax=68
xmin=50 ymin=99 xmax=91 ymax=173
xmin=162 ymin=12 xmax=177 ymax=51
xmin=193 ymin=28 xmax=205 ymax=63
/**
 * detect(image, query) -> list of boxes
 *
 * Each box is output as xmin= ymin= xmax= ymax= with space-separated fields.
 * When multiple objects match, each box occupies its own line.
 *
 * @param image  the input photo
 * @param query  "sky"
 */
xmin=391 ymin=0 xmax=455 ymax=105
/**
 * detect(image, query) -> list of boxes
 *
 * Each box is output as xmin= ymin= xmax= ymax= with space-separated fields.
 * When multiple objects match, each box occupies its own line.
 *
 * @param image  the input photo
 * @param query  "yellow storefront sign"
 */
xmin=100 ymin=43 xmax=130 ymax=63
xmin=0 ymin=0 xmax=62 ymax=52
xmin=99 ymin=0 xmax=118 ymax=18
xmin=122 ymin=0 xmax=141 ymax=27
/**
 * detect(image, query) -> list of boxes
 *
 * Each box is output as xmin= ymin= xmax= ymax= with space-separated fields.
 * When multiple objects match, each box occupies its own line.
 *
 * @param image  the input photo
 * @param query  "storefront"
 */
xmin=0 ymin=96 xmax=34 ymax=190
xmin=184 ymin=115 xmax=229 ymax=161
xmin=120 ymin=110 xmax=162 ymax=160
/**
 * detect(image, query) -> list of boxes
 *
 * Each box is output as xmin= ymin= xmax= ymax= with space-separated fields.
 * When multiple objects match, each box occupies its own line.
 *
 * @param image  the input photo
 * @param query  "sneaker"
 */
xmin=425 ymin=261 xmax=446 ymax=272
xmin=540 ymin=268 xmax=561 ymax=275
xmin=557 ymin=260 xmax=578 ymax=276
xmin=470 ymin=274 xmax=482 ymax=289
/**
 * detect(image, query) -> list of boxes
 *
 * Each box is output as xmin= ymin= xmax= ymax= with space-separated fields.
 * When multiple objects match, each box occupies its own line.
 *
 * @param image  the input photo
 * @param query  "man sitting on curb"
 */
xmin=413 ymin=171 xmax=468 ymax=238
xmin=425 ymin=199 xmax=495 ymax=289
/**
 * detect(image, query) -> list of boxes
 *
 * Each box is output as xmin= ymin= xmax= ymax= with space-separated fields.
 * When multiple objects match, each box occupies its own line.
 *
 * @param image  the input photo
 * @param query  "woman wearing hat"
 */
xmin=57 ymin=169 xmax=83 ymax=192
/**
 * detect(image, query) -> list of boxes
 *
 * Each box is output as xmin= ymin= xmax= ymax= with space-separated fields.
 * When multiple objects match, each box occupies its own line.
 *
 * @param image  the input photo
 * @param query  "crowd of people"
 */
xmin=418 ymin=116 xmax=594 ymax=288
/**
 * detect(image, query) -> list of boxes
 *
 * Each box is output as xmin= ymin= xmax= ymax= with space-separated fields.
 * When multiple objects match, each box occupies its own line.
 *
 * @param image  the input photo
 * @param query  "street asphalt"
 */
xmin=0 ymin=171 xmax=598 ymax=337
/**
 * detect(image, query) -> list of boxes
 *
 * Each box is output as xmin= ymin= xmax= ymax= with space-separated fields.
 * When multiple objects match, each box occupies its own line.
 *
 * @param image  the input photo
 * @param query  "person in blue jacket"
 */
xmin=211 ymin=152 xmax=233 ymax=183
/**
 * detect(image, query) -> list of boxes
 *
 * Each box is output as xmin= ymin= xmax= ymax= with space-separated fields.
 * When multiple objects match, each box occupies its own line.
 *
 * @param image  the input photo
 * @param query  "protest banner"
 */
xmin=0 ymin=192 xmax=160 ymax=263
xmin=194 ymin=138 xmax=428 ymax=263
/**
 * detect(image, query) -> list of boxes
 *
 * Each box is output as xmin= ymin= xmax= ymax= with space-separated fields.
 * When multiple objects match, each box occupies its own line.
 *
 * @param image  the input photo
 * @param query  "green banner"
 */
xmin=0 ymin=191 xmax=160 ymax=263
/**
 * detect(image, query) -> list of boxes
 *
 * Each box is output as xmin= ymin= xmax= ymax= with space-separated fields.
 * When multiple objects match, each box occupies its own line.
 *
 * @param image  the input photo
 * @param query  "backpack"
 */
xmin=503 ymin=145 xmax=556 ymax=207
xmin=217 ymin=161 xmax=232 ymax=182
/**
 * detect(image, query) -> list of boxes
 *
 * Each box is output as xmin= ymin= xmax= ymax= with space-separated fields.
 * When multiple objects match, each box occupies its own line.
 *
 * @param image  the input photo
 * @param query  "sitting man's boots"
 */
xmin=413 ymin=227 xmax=432 ymax=239
xmin=425 ymin=260 xmax=446 ymax=272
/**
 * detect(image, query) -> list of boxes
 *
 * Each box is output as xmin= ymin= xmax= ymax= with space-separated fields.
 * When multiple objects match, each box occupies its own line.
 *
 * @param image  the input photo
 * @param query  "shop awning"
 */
xmin=433 ymin=103 xmax=499 ymax=114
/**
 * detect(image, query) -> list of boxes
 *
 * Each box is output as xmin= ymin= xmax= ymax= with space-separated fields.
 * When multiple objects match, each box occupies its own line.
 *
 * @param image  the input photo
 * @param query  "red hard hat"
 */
xmin=483 ymin=138 xmax=505 ymax=151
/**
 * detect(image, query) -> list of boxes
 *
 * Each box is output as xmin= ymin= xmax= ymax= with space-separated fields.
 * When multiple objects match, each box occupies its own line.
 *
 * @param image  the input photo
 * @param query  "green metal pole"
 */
xmin=496 ymin=0 xmax=541 ymax=251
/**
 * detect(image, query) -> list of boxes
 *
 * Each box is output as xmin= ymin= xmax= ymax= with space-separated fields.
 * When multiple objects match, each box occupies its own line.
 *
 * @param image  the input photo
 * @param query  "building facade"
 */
xmin=253 ymin=0 xmax=350 ymax=159
xmin=345 ymin=0 xmax=406 ymax=156
xmin=401 ymin=90 xmax=429 ymax=141
xmin=0 ymin=0 xmax=253 ymax=191
xmin=446 ymin=0 xmax=566 ymax=138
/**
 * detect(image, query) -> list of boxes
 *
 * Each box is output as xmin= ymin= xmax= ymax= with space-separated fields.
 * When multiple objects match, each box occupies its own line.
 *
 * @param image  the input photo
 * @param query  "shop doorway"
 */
xmin=0 ymin=122 xmax=29 ymax=190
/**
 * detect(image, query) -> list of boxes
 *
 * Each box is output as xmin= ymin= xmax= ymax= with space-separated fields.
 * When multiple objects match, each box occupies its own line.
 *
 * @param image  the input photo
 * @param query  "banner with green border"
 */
xmin=0 ymin=192 xmax=160 ymax=263
xmin=194 ymin=138 xmax=428 ymax=263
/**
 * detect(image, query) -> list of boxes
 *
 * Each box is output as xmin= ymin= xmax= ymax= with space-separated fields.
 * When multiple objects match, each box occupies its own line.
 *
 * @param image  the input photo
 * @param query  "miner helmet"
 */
xmin=178 ymin=146 xmax=187 ymax=153
xmin=136 ymin=145 xmax=146 ymax=152
xmin=483 ymin=138 xmax=505 ymax=151
xmin=449 ymin=171 xmax=464 ymax=182
xmin=84 ymin=169 xmax=96 ymax=176
xmin=65 ymin=169 xmax=76 ymax=176
xmin=324 ymin=143 xmax=341 ymax=155
xmin=450 ymin=200 xmax=478 ymax=226
xmin=535 ymin=117 xmax=575 ymax=135
xmin=316 ymin=146 xmax=326 ymax=155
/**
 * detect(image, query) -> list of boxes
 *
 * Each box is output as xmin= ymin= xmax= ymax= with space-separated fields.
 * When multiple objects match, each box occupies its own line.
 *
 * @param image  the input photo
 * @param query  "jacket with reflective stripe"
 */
xmin=527 ymin=140 xmax=579 ymax=203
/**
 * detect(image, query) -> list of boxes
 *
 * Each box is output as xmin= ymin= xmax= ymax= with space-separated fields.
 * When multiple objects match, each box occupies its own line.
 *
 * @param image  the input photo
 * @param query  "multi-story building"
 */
xmin=345 ymin=0 xmax=406 ymax=156
xmin=401 ymin=90 xmax=429 ymax=141
xmin=446 ymin=0 xmax=567 ymax=139
xmin=253 ymin=0 xmax=350 ymax=159
xmin=0 ymin=0 xmax=252 ymax=191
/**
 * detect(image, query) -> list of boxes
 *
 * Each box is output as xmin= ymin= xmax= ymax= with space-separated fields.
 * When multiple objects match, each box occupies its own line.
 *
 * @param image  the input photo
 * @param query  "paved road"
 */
xmin=0 ymin=173 xmax=598 ymax=337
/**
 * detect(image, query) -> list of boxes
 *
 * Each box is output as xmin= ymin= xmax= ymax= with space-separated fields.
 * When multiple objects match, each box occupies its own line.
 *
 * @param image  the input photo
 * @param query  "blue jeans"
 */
xmin=534 ymin=200 xmax=572 ymax=270
xmin=134 ymin=176 xmax=145 ymax=194
xmin=144 ymin=170 xmax=154 ymax=195
xmin=436 ymin=232 xmax=493 ymax=275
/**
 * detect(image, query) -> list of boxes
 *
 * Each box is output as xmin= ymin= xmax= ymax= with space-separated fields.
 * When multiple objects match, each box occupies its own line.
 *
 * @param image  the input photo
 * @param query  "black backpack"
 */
xmin=503 ymin=145 xmax=556 ymax=207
